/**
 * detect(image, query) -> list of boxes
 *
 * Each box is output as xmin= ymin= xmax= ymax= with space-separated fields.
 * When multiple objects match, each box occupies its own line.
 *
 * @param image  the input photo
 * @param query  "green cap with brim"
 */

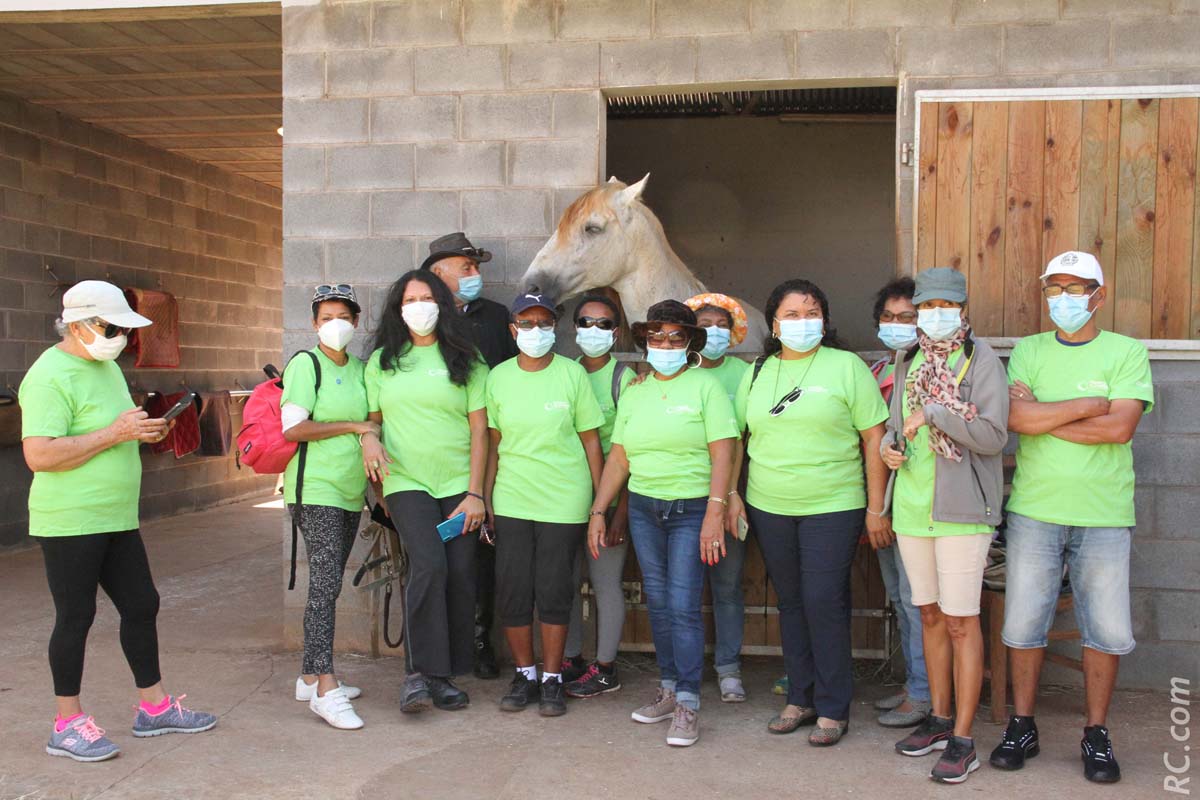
xmin=912 ymin=267 xmax=968 ymax=305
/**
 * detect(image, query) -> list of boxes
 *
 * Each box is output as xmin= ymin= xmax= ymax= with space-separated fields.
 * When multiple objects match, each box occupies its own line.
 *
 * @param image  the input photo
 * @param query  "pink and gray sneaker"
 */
xmin=46 ymin=715 xmax=120 ymax=762
xmin=132 ymin=694 xmax=217 ymax=737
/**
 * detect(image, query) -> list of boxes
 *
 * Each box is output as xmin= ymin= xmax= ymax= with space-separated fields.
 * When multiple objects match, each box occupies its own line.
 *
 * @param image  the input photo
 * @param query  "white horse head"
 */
xmin=522 ymin=174 xmax=768 ymax=351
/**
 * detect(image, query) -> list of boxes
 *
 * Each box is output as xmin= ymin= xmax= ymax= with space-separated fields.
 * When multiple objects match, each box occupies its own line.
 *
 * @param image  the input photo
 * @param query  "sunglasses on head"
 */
xmin=315 ymin=284 xmax=353 ymax=296
xmin=575 ymin=316 xmax=616 ymax=331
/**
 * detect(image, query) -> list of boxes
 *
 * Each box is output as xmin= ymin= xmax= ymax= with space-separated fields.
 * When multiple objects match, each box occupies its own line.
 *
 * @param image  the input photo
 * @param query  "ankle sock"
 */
xmin=54 ymin=712 xmax=85 ymax=733
xmin=517 ymin=665 xmax=537 ymax=681
xmin=542 ymin=672 xmax=562 ymax=684
xmin=140 ymin=695 xmax=172 ymax=716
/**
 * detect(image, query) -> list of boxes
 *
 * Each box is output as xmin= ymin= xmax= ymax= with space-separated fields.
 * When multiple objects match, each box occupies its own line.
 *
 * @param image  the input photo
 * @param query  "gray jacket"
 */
xmin=881 ymin=336 xmax=1009 ymax=527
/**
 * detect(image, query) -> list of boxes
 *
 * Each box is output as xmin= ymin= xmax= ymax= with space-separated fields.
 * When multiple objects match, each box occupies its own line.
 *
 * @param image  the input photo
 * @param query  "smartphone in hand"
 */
xmin=160 ymin=392 xmax=198 ymax=423
xmin=436 ymin=512 xmax=467 ymax=542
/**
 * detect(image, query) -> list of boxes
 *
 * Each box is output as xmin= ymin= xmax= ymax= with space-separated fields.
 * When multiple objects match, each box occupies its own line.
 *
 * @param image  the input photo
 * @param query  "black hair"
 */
xmin=312 ymin=298 xmax=358 ymax=321
xmin=695 ymin=303 xmax=734 ymax=329
xmin=633 ymin=299 xmax=704 ymax=354
xmin=871 ymin=276 xmax=916 ymax=326
xmin=371 ymin=270 xmax=479 ymax=387
xmin=575 ymin=293 xmax=621 ymax=324
xmin=762 ymin=278 xmax=845 ymax=356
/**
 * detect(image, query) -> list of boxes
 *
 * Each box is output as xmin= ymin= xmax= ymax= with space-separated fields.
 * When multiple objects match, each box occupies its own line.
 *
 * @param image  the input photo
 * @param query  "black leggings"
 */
xmin=39 ymin=530 xmax=161 ymax=697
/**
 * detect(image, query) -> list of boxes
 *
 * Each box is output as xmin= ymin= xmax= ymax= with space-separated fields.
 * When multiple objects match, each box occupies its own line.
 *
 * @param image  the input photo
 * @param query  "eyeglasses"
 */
xmin=769 ymin=387 xmax=804 ymax=417
xmin=645 ymin=330 xmax=690 ymax=348
xmin=512 ymin=319 xmax=556 ymax=331
xmin=575 ymin=316 xmax=616 ymax=331
xmin=93 ymin=321 xmax=131 ymax=339
xmin=1041 ymin=283 xmax=1099 ymax=298
xmin=879 ymin=311 xmax=918 ymax=324
xmin=315 ymin=284 xmax=354 ymax=296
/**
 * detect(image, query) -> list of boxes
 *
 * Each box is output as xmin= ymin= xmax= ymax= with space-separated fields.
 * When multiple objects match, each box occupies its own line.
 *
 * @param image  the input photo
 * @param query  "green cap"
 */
xmin=913 ymin=267 xmax=967 ymax=305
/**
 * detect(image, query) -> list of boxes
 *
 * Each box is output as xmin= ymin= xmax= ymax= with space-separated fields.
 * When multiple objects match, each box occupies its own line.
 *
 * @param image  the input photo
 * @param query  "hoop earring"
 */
xmin=686 ymin=351 xmax=702 ymax=369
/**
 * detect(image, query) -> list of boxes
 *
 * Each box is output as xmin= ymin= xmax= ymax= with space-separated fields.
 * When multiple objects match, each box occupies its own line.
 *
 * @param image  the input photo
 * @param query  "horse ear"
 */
xmin=615 ymin=172 xmax=649 ymax=206
xmin=606 ymin=175 xmax=620 ymax=184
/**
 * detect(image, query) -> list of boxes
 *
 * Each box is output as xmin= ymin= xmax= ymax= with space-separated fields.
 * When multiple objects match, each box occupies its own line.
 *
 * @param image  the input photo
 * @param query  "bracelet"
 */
xmin=708 ymin=496 xmax=727 ymax=506
xmin=589 ymin=510 xmax=606 ymax=517
xmin=466 ymin=491 xmax=484 ymax=502
xmin=866 ymin=508 xmax=884 ymax=517
xmin=726 ymin=489 xmax=739 ymax=498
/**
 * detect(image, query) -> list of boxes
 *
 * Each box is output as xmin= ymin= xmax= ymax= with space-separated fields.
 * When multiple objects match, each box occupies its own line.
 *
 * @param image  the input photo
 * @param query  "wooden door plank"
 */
xmin=968 ymin=101 xmax=1009 ymax=337
xmin=1151 ymin=97 xmax=1198 ymax=339
xmin=935 ymin=102 xmax=974 ymax=271
xmin=1078 ymin=98 xmax=1121 ymax=331
xmin=1042 ymin=100 xmax=1083 ymax=332
xmin=916 ymin=102 xmax=940 ymax=271
xmin=1193 ymin=100 xmax=1200 ymax=339
xmin=1004 ymin=101 xmax=1047 ymax=337
xmin=1115 ymin=98 xmax=1160 ymax=339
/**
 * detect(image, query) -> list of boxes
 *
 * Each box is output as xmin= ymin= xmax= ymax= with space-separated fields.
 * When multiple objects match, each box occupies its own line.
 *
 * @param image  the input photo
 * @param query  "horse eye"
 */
xmin=584 ymin=222 xmax=604 ymax=235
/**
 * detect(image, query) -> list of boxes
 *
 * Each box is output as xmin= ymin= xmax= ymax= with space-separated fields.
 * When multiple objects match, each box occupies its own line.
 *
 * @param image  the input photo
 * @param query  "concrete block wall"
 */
xmin=0 ymin=91 xmax=282 ymax=549
xmin=281 ymin=0 xmax=1200 ymax=686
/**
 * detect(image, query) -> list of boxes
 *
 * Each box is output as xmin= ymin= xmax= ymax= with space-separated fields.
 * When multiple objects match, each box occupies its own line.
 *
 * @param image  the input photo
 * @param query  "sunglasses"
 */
xmin=91 ymin=321 xmax=132 ymax=339
xmin=1041 ymin=283 xmax=1100 ymax=298
xmin=645 ymin=330 xmax=690 ymax=348
xmin=316 ymin=284 xmax=354 ymax=296
xmin=769 ymin=387 xmax=804 ymax=417
xmin=575 ymin=316 xmax=616 ymax=331
xmin=512 ymin=319 xmax=556 ymax=331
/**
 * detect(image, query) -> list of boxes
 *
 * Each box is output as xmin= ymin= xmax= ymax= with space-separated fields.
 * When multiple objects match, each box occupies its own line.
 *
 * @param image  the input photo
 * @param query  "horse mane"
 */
xmin=554 ymin=183 xmax=623 ymax=246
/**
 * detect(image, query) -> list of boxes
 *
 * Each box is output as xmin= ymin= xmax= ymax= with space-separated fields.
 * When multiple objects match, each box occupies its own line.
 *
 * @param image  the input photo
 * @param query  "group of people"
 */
xmin=20 ymin=231 xmax=1150 ymax=787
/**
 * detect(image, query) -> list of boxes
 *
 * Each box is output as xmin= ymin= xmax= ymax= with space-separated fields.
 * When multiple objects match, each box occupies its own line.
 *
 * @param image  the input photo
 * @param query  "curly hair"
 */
xmin=371 ymin=270 xmax=480 ymax=387
xmin=762 ymin=278 xmax=845 ymax=356
xmin=871 ymin=276 xmax=916 ymax=326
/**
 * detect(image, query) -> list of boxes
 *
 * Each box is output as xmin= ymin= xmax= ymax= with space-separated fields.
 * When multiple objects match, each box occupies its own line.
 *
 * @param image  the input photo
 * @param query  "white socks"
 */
xmin=542 ymin=672 xmax=562 ymax=684
xmin=517 ymin=665 xmax=537 ymax=681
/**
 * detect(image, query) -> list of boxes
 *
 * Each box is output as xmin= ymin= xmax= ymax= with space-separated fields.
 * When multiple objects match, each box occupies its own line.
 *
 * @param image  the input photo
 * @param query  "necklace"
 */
xmin=769 ymin=348 xmax=819 ymax=416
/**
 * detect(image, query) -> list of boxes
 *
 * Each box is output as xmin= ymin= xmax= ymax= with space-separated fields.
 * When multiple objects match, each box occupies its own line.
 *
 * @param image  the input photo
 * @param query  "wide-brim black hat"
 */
xmin=419 ymin=232 xmax=493 ymax=272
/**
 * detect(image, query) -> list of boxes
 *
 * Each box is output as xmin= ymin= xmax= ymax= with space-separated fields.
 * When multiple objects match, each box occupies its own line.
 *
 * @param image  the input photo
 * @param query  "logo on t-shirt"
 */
xmin=427 ymin=368 xmax=449 ymax=377
xmin=665 ymin=405 xmax=698 ymax=415
xmin=1076 ymin=379 xmax=1109 ymax=393
xmin=544 ymin=400 xmax=569 ymax=411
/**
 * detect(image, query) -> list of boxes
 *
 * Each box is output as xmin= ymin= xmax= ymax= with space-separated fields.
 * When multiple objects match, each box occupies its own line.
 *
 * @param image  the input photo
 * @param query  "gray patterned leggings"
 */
xmin=289 ymin=504 xmax=361 ymax=675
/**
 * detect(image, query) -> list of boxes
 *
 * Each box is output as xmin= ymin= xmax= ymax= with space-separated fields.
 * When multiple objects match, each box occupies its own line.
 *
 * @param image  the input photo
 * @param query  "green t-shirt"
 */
xmin=365 ymin=344 xmax=488 ymax=499
xmin=19 ymin=346 xmax=141 ymax=537
xmin=705 ymin=356 xmax=750 ymax=403
xmin=486 ymin=355 xmax=604 ymax=524
xmin=1007 ymin=330 xmax=1154 ymax=528
xmin=735 ymin=348 xmax=888 ymax=516
xmin=612 ymin=367 xmax=738 ymax=501
xmin=281 ymin=348 xmax=369 ymax=512
xmin=579 ymin=357 xmax=636 ymax=455
xmin=892 ymin=349 xmax=994 ymax=538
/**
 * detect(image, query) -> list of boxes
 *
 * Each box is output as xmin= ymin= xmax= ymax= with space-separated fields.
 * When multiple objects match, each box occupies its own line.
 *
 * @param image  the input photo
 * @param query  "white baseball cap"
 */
xmin=61 ymin=280 xmax=152 ymax=327
xmin=1041 ymin=251 xmax=1104 ymax=286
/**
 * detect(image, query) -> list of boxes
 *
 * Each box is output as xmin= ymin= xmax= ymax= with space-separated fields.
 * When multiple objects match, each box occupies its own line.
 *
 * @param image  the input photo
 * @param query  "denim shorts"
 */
xmin=1001 ymin=512 xmax=1135 ymax=655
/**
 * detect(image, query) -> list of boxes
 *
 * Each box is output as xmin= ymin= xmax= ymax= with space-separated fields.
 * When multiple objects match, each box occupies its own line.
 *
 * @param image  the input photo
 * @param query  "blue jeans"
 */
xmin=1001 ymin=512 xmax=1135 ymax=655
xmin=876 ymin=543 xmax=929 ymax=702
xmin=628 ymin=493 xmax=707 ymax=711
xmin=707 ymin=533 xmax=745 ymax=675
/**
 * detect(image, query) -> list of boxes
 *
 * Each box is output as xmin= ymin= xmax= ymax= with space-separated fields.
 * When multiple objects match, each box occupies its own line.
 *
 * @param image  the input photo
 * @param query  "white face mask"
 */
xmin=402 ymin=301 xmax=440 ymax=336
xmin=79 ymin=323 xmax=127 ymax=361
xmin=317 ymin=318 xmax=355 ymax=351
xmin=516 ymin=327 xmax=556 ymax=358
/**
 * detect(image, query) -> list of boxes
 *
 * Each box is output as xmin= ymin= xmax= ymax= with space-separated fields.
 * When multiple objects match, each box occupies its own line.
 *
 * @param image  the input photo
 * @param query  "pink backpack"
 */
xmin=236 ymin=352 xmax=319 ymax=474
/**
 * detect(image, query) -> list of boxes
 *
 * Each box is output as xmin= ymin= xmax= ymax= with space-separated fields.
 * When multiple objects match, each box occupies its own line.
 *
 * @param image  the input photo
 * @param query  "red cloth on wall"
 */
xmin=125 ymin=289 xmax=180 ymax=368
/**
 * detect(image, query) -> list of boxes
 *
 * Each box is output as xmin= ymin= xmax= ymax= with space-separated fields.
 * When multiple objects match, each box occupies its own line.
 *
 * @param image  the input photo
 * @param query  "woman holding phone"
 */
xmin=588 ymin=300 xmax=738 ymax=748
xmin=280 ymin=284 xmax=374 ymax=730
xmin=360 ymin=271 xmax=489 ymax=716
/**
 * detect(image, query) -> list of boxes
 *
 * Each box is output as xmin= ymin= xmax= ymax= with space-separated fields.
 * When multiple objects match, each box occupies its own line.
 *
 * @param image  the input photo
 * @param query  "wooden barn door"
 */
xmin=914 ymin=91 xmax=1200 ymax=340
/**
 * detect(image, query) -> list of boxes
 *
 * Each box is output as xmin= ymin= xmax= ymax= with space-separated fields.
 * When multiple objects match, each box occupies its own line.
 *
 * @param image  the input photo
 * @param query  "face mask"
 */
xmin=1047 ymin=292 xmax=1096 ymax=335
xmin=317 ymin=318 xmax=355 ymax=351
xmin=878 ymin=323 xmax=918 ymax=351
xmin=80 ymin=324 xmax=127 ymax=361
xmin=917 ymin=307 xmax=962 ymax=341
xmin=402 ymin=301 xmax=440 ymax=336
xmin=516 ymin=327 xmax=555 ymax=358
xmin=776 ymin=318 xmax=823 ymax=353
xmin=646 ymin=345 xmax=688 ymax=377
xmin=700 ymin=326 xmax=731 ymax=360
xmin=455 ymin=274 xmax=483 ymax=303
xmin=576 ymin=326 xmax=615 ymax=358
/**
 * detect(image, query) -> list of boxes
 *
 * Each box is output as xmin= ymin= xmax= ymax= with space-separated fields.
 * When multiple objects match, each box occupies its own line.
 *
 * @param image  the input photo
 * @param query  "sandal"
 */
xmin=808 ymin=719 xmax=849 ymax=747
xmin=767 ymin=706 xmax=817 ymax=734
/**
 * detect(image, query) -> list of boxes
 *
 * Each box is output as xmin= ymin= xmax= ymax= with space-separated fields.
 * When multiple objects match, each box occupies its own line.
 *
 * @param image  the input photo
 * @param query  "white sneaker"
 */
xmin=309 ymin=686 xmax=364 ymax=730
xmin=296 ymin=677 xmax=361 ymax=702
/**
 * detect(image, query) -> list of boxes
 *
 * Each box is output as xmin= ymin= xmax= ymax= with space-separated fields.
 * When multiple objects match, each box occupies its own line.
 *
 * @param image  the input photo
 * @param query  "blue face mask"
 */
xmin=700 ymin=326 xmax=731 ymax=360
xmin=575 ymin=326 xmax=615 ymax=358
xmin=455 ymin=274 xmax=483 ymax=303
xmin=515 ymin=327 xmax=555 ymax=358
xmin=878 ymin=323 xmax=918 ymax=351
xmin=1047 ymin=292 xmax=1096 ymax=335
xmin=776 ymin=318 xmax=823 ymax=352
xmin=917 ymin=307 xmax=962 ymax=341
xmin=646 ymin=346 xmax=688 ymax=377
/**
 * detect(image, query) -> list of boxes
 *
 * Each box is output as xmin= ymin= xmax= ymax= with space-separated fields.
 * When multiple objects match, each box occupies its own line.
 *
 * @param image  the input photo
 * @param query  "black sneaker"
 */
xmin=566 ymin=662 xmax=621 ymax=698
xmin=1082 ymin=725 xmax=1121 ymax=783
xmin=990 ymin=715 xmax=1039 ymax=770
xmin=499 ymin=672 xmax=539 ymax=712
xmin=428 ymin=676 xmax=469 ymax=711
xmin=474 ymin=637 xmax=499 ymax=680
xmin=539 ymin=679 xmax=567 ymax=717
xmin=400 ymin=674 xmax=432 ymax=714
xmin=931 ymin=736 xmax=981 ymax=784
xmin=560 ymin=655 xmax=588 ymax=684
xmin=895 ymin=714 xmax=954 ymax=757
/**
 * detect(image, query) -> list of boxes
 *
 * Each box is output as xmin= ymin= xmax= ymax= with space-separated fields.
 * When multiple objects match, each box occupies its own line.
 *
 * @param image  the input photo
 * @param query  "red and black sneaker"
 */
xmin=1082 ymin=725 xmax=1122 ymax=783
xmin=560 ymin=655 xmax=588 ymax=684
xmin=565 ymin=662 xmax=621 ymax=698
xmin=895 ymin=714 xmax=954 ymax=757
xmin=931 ymin=736 xmax=981 ymax=784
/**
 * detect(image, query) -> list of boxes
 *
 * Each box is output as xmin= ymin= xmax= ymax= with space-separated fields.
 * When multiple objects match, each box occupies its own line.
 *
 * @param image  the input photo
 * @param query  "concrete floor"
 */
xmin=0 ymin=497 xmax=1182 ymax=800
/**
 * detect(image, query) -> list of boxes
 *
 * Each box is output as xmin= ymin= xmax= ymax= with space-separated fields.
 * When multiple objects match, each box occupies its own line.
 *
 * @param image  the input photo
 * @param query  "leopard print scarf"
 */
xmin=905 ymin=322 xmax=978 ymax=462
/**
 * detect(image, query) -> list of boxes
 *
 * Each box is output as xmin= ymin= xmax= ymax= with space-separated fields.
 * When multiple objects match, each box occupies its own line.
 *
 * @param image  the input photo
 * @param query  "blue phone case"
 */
xmin=436 ymin=512 xmax=467 ymax=542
